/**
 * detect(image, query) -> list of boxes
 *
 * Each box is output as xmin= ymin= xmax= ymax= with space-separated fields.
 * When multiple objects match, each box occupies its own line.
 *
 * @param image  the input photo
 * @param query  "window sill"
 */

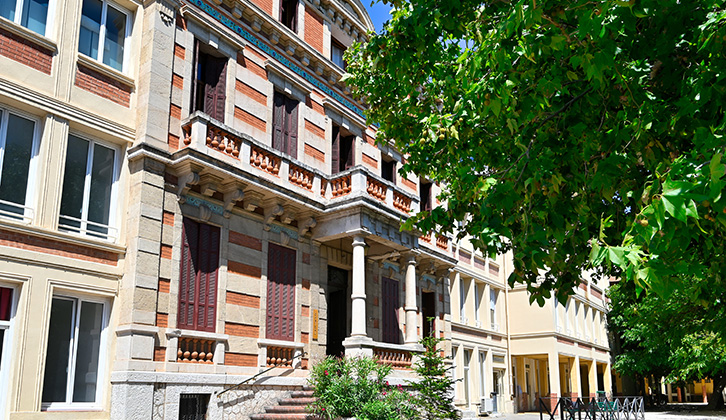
xmin=166 ymin=328 xmax=229 ymax=342
xmin=257 ymin=338 xmax=304 ymax=349
xmin=0 ymin=218 xmax=125 ymax=255
xmin=0 ymin=16 xmax=57 ymax=53
xmin=77 ymin=53 xmax=135 ymax=89
xmin=41 ymin=404 xmax=104 ymax=412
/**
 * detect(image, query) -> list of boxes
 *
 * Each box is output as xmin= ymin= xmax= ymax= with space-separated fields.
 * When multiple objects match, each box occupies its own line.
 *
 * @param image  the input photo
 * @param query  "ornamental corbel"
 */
xmin=223 ymin=188 xmax=245 ymax=218
xmin=243 ymin=190 xmax=264 ymax=212
xmin=281 ymin=205 xmax=297 ymax=225
xmin=298 ymin=217 xmax=317 ymax=240
xmin=177 ymin=171 xmax=200 ymax=202
xmin=263 ymin=203 xmax=284 ymax=230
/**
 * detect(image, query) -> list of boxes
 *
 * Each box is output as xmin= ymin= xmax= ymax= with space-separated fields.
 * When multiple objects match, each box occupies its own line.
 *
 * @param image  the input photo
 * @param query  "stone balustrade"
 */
xmin=266 ymin=346 xmax=295 ymax=368
xmin=436 ymin=235 xmax=449 ymax=251
xmin=330 ymin=174 xmax=352 ymax=197
xmin=250 ymin=146 xmax=280 ymax=176
xmin=373 ymin=347 xmax=412 ymax=370
xmin=207 ymin=125 xmax=242 ymax=158
xmin=366 ymin=177 xmax=387 ymax=201
xmin=177 ymin=337 xmax=215 ymax=363
xmin=289 ymin=164 xmax=313 ymax=191
xmin=393 ymin=191 xmax=412 ymax=212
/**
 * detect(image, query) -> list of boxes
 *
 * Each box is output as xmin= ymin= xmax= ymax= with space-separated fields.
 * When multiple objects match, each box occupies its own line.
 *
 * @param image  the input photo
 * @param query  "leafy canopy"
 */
xmin=345 ymin=0 xmax=726 ymax=305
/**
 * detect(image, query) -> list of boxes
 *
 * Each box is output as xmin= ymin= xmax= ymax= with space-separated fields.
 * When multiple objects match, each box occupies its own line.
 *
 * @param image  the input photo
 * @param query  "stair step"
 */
xmin=250 ymin=414 xmax=322 ymax=420
xmin=290 ymin=390 xmax=314 ymax=398
xmin=279 ymin=397 xmax=315 ymax=405
xmin=266 ymin=405 xmax=310 ymax=413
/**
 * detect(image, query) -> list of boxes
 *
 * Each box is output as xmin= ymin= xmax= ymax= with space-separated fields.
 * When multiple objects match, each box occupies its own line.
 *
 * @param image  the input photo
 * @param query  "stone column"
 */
xmin=547 ymin=351 xmax=561 ymax=413
xmin=404 ymin=254 xmax=419 ymax=344
xmin=571 ymin=356 xmax=581 ymax=399
xmin=588 ymin=360 xmax=597 ymax=399
xmin=604 ymin=363 xmax=612 ymax=398
xmin=350 ymin=235 xmax=367 ymax=337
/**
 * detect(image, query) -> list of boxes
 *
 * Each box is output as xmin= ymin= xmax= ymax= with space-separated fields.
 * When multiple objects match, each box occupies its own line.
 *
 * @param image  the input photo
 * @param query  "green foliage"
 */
xmin=345 ymin=0 xmax=726 ymax=309
xmin=308 ymin=356 xmax=416 ymax=420
xmin=408 ymin=335 xmax=459 ymax=420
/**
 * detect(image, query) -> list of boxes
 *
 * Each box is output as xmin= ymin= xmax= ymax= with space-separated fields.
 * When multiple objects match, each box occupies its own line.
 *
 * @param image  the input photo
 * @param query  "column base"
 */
xmin=343 ymin=336 xmax=375 ymax=357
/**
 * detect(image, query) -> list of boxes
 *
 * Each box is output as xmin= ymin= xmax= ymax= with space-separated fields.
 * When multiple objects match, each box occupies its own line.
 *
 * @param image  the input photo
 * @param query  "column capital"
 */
xmin=402 ymin=249 xmax=421 ymax=265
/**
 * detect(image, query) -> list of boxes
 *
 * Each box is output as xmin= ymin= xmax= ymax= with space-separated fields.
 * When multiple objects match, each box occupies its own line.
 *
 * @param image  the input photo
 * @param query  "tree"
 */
xmin=409 ymin=335 xmax=459 ymax=420
xmin=608 ymin=278 xmax=726 ymax=409
xmin=345 ymin=0 xmax=726 ymax=308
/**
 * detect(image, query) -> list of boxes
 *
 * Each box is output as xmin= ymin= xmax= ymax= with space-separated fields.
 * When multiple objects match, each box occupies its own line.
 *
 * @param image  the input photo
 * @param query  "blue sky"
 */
xmin=365 ymin=1 xmax=392 ymax=33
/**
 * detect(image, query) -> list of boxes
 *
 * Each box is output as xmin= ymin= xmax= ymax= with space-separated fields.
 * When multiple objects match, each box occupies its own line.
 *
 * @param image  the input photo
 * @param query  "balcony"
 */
xmin=179 ymin=113 xmax=419 ymax=218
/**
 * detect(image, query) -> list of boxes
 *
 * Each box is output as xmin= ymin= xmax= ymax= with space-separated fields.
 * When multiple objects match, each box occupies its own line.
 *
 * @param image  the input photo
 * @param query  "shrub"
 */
xmin=408 ymin=335 xmax=459 ymax=420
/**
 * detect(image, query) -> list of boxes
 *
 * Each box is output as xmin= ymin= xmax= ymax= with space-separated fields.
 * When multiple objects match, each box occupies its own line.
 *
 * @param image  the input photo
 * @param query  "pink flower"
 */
xmin=385 ymin=381 xmax=390 ymax=386
xmin=382 ymin=391 xmax=387 ymax=396
xmin=324 ymin=370 xmax=328 ymax=376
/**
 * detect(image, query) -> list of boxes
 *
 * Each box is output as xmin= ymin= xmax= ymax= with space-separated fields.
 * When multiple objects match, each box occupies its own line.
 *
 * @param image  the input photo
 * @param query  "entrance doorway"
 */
xmin=581 ymin=364 xmax=590 ymax=397
xmin=326 ymin=266 xmax=348 ymax=356
xmin=421 ymin=291 xmax=436 ymax=338
xmin=381 ymin=277 xmax=400 ymax=344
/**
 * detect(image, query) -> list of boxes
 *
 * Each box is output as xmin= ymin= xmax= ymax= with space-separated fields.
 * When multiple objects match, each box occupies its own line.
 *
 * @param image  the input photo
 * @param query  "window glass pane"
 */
xmin=79 ymin=0 xmax=102 ymax=60
xmin=0 ymin=329 xmax=4 ymax=373
xmin=20 ymin=0 xmax=48 ymax=35
xmin=87 ymin=144 xmax=114 ymax=236
xmin=0 ymin=114 xmax=35 ymax=215
xmin=73 ymin=301 xmax=103 ymax=402
xmin=59 ymin=135 xmax=90 ymax=230
xmin=0 ymin=287 xmax=12 ymax=321
xmin=0 ymin=1 xmax=16 ymax=22
xmin=102 ymin=5 xmax=126 ymax=71
xmin=42 ymin=298 xmax=74 ymax=403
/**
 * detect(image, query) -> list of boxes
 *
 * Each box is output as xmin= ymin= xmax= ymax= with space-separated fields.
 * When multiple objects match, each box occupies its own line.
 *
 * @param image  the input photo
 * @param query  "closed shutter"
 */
xmin=204 ymin=56 xmax=227 ymax=122
xmin=343 ymin=135 xmax=355 ymax=170
xmin=381 ymin=277 xmax=400 ymax=344
xmin=178 ymin=218 xmax=220 ymax=332
xmin=266 ymin=243 xmax=296 ymax=341
xmin=331 ymin=125 xmax=340 ymax=174
xmin=286 ymin=96 xmax=298 ymax=159
xmin=273 ymin=92 xmax=285 ymax=152
xmin=191 ymin=39 xmax=201 ymax=113
xmin=213 ymin=57 xmax=227 ymax=122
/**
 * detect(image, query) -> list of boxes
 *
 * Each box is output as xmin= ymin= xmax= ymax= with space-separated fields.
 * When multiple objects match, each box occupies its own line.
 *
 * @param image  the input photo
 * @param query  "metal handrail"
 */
xmin=216 ymin=351 xmax=306 ymax=398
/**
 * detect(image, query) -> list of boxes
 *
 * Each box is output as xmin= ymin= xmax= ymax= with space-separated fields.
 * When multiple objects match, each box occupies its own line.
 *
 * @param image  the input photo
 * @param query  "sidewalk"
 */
xmin=489 ymin=411 xmax=726 ymax=420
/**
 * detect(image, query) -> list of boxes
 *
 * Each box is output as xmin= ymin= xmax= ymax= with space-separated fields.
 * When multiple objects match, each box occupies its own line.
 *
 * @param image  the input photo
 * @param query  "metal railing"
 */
xmin=539 ymin=396 xmax=644 ymax=420
xmin=216 ymin=351 xmax=306 ymax=398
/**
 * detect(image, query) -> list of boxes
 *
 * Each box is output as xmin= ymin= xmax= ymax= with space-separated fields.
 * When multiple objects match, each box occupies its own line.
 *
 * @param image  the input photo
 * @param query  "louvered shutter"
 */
xmin=272 ymin=93 xmax=285 ymax=153
xmin=331 ymin=125 xmax=340 ymax=174
xmin=381 ymin=277 xmax=400 ymax=344
xmin=213 ymin=57 xmax=227 ymax=122
xmin=191 ymin=39 xmax=201 ymax=113
xmin=266 ymin=243 xmax=296 ymax=341
xmin=197 ymin=223 xmax=220 ymax=332
xmin=344 ymin=135 xmax=355 ymax=170
xmin=178 ymin=218 xmax=199 ymax=329
xmin=286 ymin=97 xmax=298 ymax=159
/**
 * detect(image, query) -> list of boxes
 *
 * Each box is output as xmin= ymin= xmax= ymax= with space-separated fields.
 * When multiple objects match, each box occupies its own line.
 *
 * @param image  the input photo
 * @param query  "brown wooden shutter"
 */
xmin=273 ymin=92 xmax=285 ymax=152
xmin=178 ymin=218 xmax=199 ymax=330
xmin=213 ymin=57 xmax=227 ymax=122
xmin=203 ymin=56 xmax=227 ymax=122
xmin=266 ymin=243 xmax=296 ymax=341
xmin=331 ymin=125 xmax=340 ymax=174
xmin=381 ymin=277 xmax=400 ymax=344
xmin=286 ymin=97 xmax=298 ymax=159
xmin=343 ymin=135 xmax=355 ymax=170
xmin=197 ymin=223 xmax=220 ymax=332
xmin=191 ymin=39 xmax=201 ymax=113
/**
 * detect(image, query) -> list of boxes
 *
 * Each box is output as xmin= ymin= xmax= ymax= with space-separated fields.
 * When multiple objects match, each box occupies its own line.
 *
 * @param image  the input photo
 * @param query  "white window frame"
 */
xmin=1 ymin=0 xmax=56 ymax=37
xmin=459 ymin=277 xmax=467 ymax=324
xmin=78 ymin=0 xmax=132 ymax=73
xmin=0 ymin=107 xmax=41 ymax=224
xmin=474 ymin=282 xmax=481 ymax=327
xmin=463 ymin=347 xmax=472 ymax=406
xmin=41 ymin=294 xmax=110 ymax=411
xmin=479 ymin=351 xmax=487 ymax=397
xmin=0 ymin=283 xmax=19 ymax=418
xmin=58 ymin=132 xmax=120 ymax=241
xmin=489 ymin=288 xmax=498 ymax=330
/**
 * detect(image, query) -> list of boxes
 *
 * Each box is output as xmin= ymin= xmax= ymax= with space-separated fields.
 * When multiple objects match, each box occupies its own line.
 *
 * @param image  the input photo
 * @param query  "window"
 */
xmin=78 ymin=0 xmax=131 ymax=72
xmin=473 ymin=283 xmax=481 ymax=326
xmin=59 ymin=134 xmax=118 ymax=240
xmin=279 ymin=0 xmax=297 ymax=31
xmin=178 ymin=218 xmax=220 ymax=332
xmin=42 ymin=296 xmax=107 ymax=407
xmin=479 ymin=351 xmax=487 ymax=397
xmin=0 ymin=287 xmax=15 ymax=415
xmin=331 ymin=123 xmax=354 ymax=174
xmin=463 ymin=349 xmax=471 ymax=405
xmin=381 ymin=276 xmax=399 ymax=344
xmin=266 ymin=243 xmax=296 ymax=341
xmin=192 ymin=40 xmax=227 ymax=122
xmin=489 ymin=289 xmax=497 ymax=330
xmin=420 ymin=180 xmax=432 ymax=211
xmin=331 ymin=39 xmax=346 ymax=69
xmin=459 ymin=277 xmax=467 ymax=324
xmin=0 ymin=109 xmax=39 ymax=222
xmin=574 ymin=301 xmax=580 ymax=336
xmin=0 ymin=0 xmax=51 ymax=36
xmin=272 ymin=92 xmax=298 ymax=158
xmin=381 ymin=158 xmax=396 ymax=184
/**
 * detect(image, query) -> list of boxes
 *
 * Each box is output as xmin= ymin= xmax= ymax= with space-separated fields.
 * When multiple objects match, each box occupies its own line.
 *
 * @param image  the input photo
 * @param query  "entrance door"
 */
xmin=421 ymin=291 xmax=436 ymax=338
xmin=326 ymin=266 xmax=348 ymax=356
xmin=581 ymin=364 xmax=590 ymax=398
xmin=381 ymin=277 xmax=400 ymax=344
xmin=0 ymin=287 xmax=14 ymax=417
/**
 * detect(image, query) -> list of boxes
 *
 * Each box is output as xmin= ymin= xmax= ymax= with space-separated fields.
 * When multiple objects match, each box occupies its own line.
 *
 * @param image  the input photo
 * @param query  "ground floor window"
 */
xmin=0 ymin=286 xmax=15 ymax=415
xmin=42 ymin=296 xmax=107 ymax=407
xmin=179 ymin=393 xmax=210 ymax=420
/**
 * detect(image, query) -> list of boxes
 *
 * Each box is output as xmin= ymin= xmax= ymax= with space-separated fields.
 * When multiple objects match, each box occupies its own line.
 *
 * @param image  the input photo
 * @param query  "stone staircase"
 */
xmin=249 ymin=388 xmax=322 ymax=420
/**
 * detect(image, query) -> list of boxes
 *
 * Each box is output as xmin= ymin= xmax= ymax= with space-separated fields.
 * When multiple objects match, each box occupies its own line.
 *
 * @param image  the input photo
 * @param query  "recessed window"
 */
xmin=279 ymin=0 xmax=297 ymax=32
xmin=331 ymin=123 xmax=354 ymax=174
xmin=331 ymin=39 xmax=346 ymax=69
xmin=58 ymin=134 xmax=118 ymax=241
xmin=419 ymin=180 xmax=432 ymax=211
xmin=78 ymin=0 xmax=131 ymax=72
xmin=381 ymin=158 xmax=396 ymax=184
xmin=0 ymin=108 xmax=39 ymax=222
xmin=42 ymin=296 xmax=107 ymax=407
xmin=192 ymin=40 xmax=227 ymax=122
xmin=272 ymin=91 xmax=299 ymax=158
xmin=0 ymin=0 xmax=51 ymax=36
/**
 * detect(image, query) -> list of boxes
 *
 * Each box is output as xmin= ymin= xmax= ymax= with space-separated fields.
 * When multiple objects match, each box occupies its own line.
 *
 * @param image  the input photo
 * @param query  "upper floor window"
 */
xmin=0 ymin=108 xmax=39 ymax=223
xmin=331 ymin=39 xmax=346 ymax=69
xmin=420 ymin=180 xmax=432 ymax=211
xmin=489 ymin=288 xmax=498 ymax=329
xmin=78 ymin=0 xmax=131 ymax=72
xmin=272 ymin=91 xmax=298 ymax=158
xmin=58 ymin=134 xmax=118 ymax=241
xmin=381 ymin=158 xmax=396 ymax=184
xmin=42 ymin=295 xmax=107 ymax=408
xmin=0 ymin=0 xmax=50 ymax=36
xmin=331 ymin=123 xmax=354 ymax=174
xmin=279 ymin=0 xmax=297 ymax=32
xmin=192 ymin=40 xmax=227 ymax=122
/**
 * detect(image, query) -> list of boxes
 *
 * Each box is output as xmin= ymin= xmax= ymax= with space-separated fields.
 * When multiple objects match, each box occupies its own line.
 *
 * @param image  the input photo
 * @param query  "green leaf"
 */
xmin=662 ymin=195 xmax=687 ymax=223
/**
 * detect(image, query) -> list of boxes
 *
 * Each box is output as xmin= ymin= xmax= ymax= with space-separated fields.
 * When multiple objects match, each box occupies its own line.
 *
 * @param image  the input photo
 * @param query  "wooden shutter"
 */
xmin=273 ymin=92 xmax=285 ymax=153
xmin=381 ymin=277 xmax=400 ymax=344
xmin=213 ymin=57 xmax=227 ymax=122
xmin=191 ymin=39 xmax=201 ymax=113
xmin=331 ymin=125 xmax=340 ymax=174
xmin=343 ymin=135 xmax=355 ymax=170
xmin=178 ymin=218 xmax=199 ymax=330
xmin=286 ymin=97 xmax=298 ymax=159
xmin=266 ymin=243 xmax=296 ymax=341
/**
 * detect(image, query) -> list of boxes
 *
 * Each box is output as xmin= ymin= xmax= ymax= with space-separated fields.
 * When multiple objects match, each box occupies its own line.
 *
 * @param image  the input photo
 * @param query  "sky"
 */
xmin=364 ymin=1 xmax=393 ymax=33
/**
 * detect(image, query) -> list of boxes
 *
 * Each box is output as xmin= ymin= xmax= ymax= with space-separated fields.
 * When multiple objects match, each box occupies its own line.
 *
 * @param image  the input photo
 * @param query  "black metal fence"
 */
xmin=539 ymin=396 xmax=645 ymax=420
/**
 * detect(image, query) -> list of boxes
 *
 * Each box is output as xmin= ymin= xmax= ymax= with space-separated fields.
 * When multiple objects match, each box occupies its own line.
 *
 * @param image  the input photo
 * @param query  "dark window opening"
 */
xmin=331 ymin=39 xmax=347 ymax=69
xmin=179 ymin=394 xmax=210 ymax=420
xmin=421 ymin=291 xmax=436 ymax=338
xmin=280 ymin=0 xmax=298 ymax=32
xmin=326 ymin=266 xmax=349 ymax=357
xmin=331 ymin=123 xmax=355 ymax=174
xmin=272 ymin=92 xmax=299 ymax=158
xmin=381 ymin=159 xmax=396 ymax=184
xmin=381 ymin=276 xmax=400 ymax=344
xmin=191 ymin=40 xmax=227 ymax=122
xmin=420 ymin=181 xmax=433 ymax=211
